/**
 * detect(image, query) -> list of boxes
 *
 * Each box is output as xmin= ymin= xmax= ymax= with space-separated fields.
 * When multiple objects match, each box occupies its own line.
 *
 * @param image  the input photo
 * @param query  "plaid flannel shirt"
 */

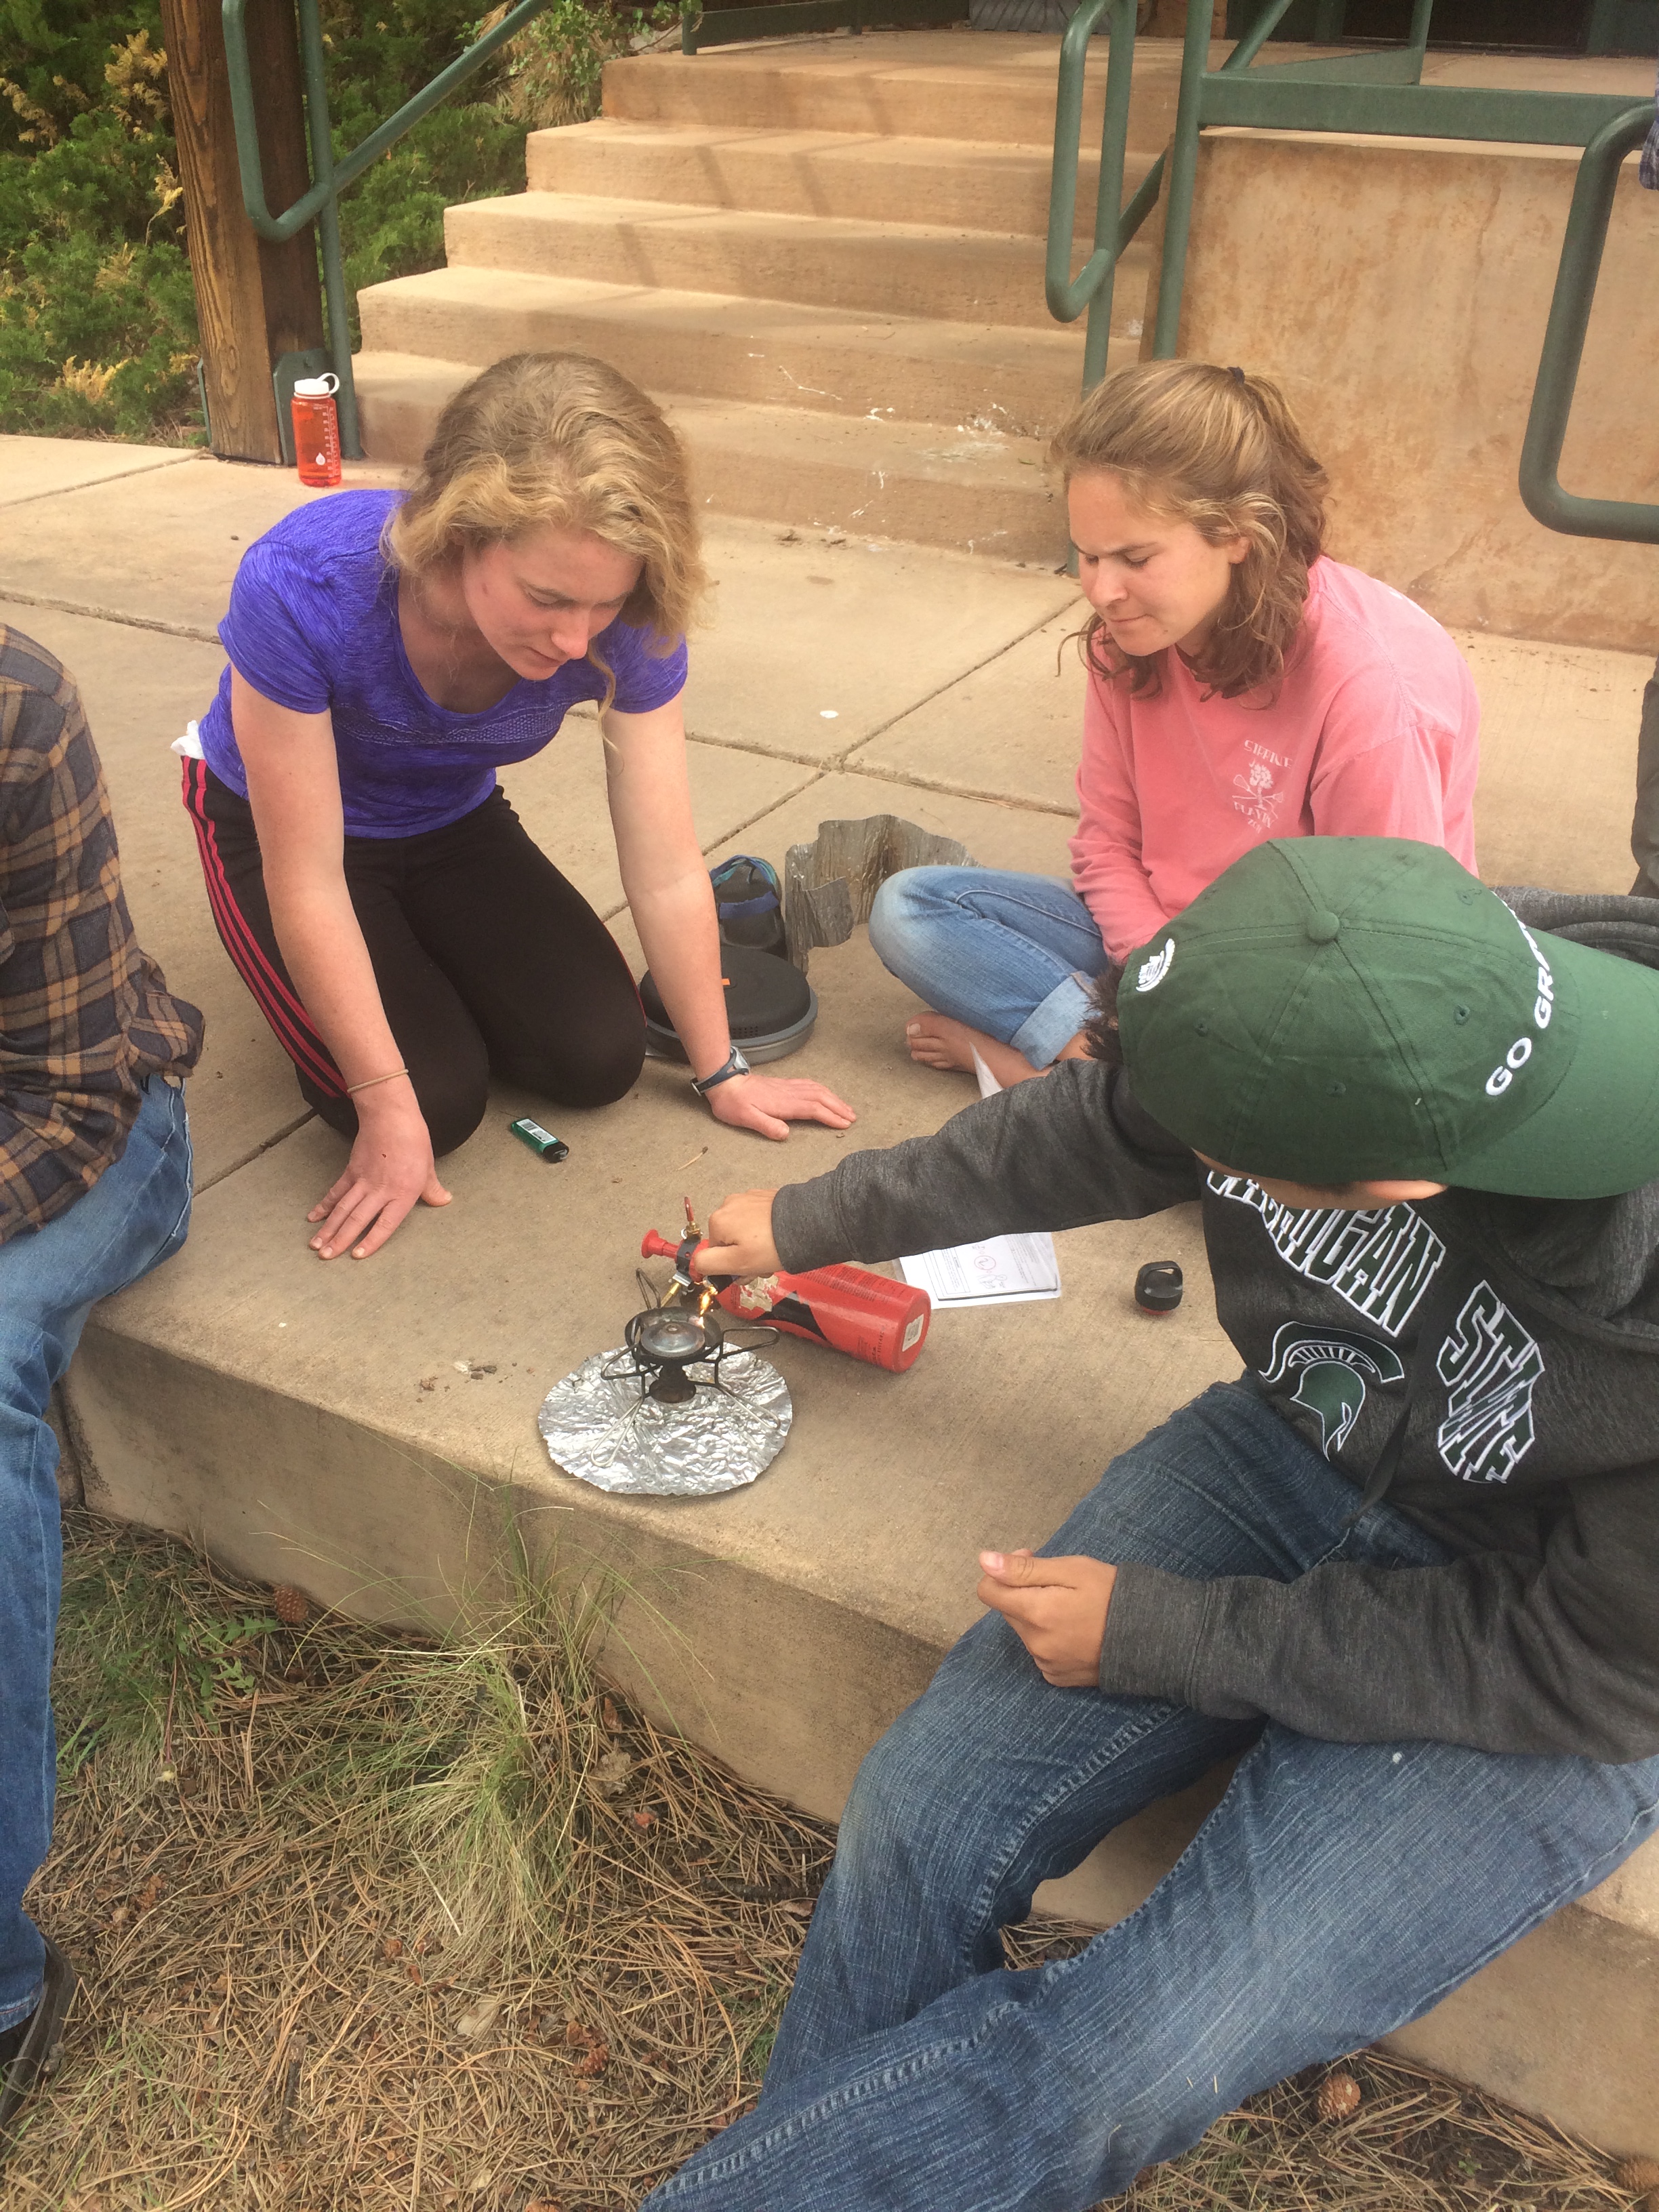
xmin=0 ymin=625 xmax=203 ymax=1244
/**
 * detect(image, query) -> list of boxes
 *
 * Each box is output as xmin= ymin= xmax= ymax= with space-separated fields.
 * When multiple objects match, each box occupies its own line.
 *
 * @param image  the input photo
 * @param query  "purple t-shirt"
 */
xmin=197 ymin=488 xmax=689 ymax=838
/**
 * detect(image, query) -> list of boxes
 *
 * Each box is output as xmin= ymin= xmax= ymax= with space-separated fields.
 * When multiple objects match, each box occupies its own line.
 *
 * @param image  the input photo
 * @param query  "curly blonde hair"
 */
xmin=386 ymin=352 xmax=707 ymax=701
xmin=1049 ymin=360 xmax=1328 ymax=703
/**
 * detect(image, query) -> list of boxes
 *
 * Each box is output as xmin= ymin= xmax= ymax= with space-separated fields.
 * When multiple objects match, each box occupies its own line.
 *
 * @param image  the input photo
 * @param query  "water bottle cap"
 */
xmin=293 ymin=373 xmax=339 ymax=396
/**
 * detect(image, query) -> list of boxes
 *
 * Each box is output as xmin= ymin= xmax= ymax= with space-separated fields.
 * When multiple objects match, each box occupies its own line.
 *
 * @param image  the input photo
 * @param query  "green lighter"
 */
xmin=510 ymin=1116 xmax=569 ymax=1162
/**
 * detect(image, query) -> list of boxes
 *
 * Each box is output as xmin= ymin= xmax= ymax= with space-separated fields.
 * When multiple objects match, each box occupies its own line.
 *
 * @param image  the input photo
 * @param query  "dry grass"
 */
xmin=12 ymin=1511 xmax=834 ymax=2209
xmin=1123 ymin=2052 xmax=1643 ymax=2212
xmin=7 ymin=1513 xmax=1647 ymax=2212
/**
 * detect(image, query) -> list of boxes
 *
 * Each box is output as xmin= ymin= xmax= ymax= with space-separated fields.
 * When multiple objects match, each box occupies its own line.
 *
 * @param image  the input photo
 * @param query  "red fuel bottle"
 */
xmin=640 ymin=1231 xmax=930 ymax=1373
xmin=291 ymin=373 xmax=342 ymax=488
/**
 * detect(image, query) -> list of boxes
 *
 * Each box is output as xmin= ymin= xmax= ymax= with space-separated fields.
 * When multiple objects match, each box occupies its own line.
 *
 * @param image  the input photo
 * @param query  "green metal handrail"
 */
xmin=1520 ymin=102 xmax=1659 ymax=544
xmin=1150 ymin=0 xmax=1643 ymax=359
xmin=223 ymin=0 xmax=559 ymax=459
xmin=1048 ymin=0 xmax=1658 ymax=547
xmin=1044 ymin=0 xmax=1315 ymax=388
xmin=1045 ymin=0 xmax=1137 ymax=392
xmin=1049 ymin=0 xmax=1646 ymax=382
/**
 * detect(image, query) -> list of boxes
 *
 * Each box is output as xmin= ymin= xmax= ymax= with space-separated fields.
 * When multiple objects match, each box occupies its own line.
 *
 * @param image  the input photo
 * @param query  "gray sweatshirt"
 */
xmin=772 ymin=890 xmax=1659 ymax=1765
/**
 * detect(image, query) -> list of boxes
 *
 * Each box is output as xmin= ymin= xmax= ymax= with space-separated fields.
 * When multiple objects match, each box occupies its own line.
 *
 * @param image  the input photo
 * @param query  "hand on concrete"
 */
xmin=977 ymin=1549 xmax=1117 ymax=1688
xmin=700 ymin=1188 xmax=781 ymax=1277
xmin=703 ymin=1070 xmax=857 ymax=1143
xmin=307 ymin=1094 xmax=452 ymax=1260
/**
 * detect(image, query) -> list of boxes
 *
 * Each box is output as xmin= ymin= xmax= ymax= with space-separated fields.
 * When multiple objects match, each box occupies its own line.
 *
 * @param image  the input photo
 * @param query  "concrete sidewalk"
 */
xmin=7 ymin=433 xmax=1657 ymax=2157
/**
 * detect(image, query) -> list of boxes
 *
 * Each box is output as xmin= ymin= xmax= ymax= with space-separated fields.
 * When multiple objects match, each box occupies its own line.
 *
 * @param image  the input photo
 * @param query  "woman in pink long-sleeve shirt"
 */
xmin=869 ymin=361 xmax=1479 ymax=1088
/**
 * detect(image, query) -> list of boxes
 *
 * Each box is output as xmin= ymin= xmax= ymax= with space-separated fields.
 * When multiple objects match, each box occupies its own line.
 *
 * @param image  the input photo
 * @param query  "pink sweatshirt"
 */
xmin=1071 ymin=556 xmax=1479 ymax=962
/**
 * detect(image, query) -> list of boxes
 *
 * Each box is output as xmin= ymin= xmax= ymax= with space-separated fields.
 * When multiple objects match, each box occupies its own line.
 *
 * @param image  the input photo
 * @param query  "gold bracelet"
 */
xmin=344 ymin=1065 xmax=410 ymax=1097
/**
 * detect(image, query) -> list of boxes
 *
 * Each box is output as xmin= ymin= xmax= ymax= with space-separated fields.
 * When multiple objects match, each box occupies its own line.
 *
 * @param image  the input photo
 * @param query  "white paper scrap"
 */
xmin=898 ymin=1233 xmax=1061 ymax=1307
xmin=896 ymin=1047 xmax=1061 ymax=1307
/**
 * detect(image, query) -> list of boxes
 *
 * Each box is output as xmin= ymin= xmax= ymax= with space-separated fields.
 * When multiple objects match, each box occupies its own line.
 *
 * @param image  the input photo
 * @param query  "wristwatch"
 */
xmin=691 ymin=1046 xmax=752 ymax=1096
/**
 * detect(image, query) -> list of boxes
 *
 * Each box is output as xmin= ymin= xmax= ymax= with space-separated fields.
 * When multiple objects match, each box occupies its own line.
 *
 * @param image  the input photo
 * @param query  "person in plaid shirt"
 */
xmin=0 ymin=626 xmax=201 ymax=2151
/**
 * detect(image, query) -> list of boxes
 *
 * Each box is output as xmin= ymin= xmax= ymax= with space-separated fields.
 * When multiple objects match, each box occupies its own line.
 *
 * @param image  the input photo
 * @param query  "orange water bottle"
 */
xmin=291 ymin=373 xmax=342 ymax=489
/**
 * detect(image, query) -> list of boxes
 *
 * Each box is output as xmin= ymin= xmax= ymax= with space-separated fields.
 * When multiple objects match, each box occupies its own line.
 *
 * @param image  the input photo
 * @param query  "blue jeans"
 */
xmin=868 ymin=867 xmax=1109 ymax=1070
xmin=644 ymin=1385 xmax=1659 ymax=2212
xmin=0 ymin=1078 xmax=193 ymax=2029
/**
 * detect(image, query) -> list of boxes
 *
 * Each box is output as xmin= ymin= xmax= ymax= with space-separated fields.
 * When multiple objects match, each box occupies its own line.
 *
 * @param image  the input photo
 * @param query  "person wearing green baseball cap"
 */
xmin=644 ymin=838 xmax=1659 ymax=2212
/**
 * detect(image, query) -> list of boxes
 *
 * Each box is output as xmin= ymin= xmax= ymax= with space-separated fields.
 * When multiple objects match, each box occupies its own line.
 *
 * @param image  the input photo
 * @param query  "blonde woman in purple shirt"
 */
xmin=184 ymin=352 xmax=853 ymax=1262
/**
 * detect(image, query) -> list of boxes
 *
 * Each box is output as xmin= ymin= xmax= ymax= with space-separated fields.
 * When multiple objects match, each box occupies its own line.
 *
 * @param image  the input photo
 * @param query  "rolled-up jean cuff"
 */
xmin=0 ymin=1978 xmax=41 ymax=2032
xmin=1010 ymin=971 xmax=1098 ymax=1069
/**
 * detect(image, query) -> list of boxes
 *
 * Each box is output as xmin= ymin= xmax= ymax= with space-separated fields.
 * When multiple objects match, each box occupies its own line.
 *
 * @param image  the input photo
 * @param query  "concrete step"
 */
xmin=355 ymin=352 xmax=1068 ymax=560
xmin=356 ymin=266 xmax=1122 ymax=436
xmin=525 ymin=118 xmax=1162 ymax=247
xmin=601 ymin=27 xmax=1200 ymax=150
xmin=444 ymin=190 xmax=1148 ymax=333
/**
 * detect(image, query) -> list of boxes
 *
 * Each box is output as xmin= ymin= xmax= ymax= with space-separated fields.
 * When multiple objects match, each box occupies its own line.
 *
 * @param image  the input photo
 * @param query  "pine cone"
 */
xmin=1316 ymin=2071 xmax=1361 ymax=2122
xmin=272 ymin=1584 xmax=309 ymax=1626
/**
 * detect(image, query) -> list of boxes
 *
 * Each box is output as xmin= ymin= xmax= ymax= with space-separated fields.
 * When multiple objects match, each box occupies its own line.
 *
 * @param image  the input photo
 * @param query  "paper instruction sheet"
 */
xmin=896 ymin=1050 xmax=1061 ymax=1307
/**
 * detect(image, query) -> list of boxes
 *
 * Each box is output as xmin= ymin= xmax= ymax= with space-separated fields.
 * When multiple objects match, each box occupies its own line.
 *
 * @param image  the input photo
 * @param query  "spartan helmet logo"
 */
xmin=1134 ymin=938 xmax=1175 ymax=994
xmin=1258 ymin=1325 xmax=1407 ymax=1458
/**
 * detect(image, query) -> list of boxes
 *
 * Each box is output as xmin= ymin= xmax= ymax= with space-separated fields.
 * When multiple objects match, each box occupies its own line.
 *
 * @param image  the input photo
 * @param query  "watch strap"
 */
xmin=691 ymin=1047 xmax=751 ymax=1096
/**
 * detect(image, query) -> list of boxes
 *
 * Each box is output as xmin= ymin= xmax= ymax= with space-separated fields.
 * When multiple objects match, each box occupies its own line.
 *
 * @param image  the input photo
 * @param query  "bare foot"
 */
xmin=904 ymin=1016 xmax=1043 ymax=1087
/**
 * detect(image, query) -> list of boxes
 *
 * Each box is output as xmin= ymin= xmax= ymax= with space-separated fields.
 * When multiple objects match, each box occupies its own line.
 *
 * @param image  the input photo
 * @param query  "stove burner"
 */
xmin=603 ymin=1286 xmax=776 ymax=1408
xmin=624 ymin=1305 xmax=722 ymax=1403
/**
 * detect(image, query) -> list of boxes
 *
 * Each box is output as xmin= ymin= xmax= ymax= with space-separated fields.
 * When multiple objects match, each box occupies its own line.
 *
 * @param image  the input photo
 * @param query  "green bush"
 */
xmin=0 ymin=9 xmax=200 ymax=440
xmin=0 ymin=0 xmax=668 ymax=442
xmin=489 ymin=0 xmax=678 ymax=131
xmin=317 ymin=0 xmax=532 ymax=331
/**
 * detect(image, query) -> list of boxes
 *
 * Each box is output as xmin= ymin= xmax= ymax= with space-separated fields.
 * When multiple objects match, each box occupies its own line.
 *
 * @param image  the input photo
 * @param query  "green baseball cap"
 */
xmin=1115 ymin=838 xmax=1659 ymax=1200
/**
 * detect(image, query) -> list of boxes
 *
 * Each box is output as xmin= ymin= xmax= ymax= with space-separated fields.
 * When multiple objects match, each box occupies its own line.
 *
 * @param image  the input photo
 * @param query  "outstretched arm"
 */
xmin=699 ymin=1059 xmax=1200 ymax=1277
xmin=603 ymin=696 xmax=855 ymax=1140
xmin=232 ymin=670 xmax=449 ymax=1259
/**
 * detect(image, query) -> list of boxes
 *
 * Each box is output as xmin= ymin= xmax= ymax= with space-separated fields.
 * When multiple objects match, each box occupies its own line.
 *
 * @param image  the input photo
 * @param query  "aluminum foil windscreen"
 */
xmin=538 ymin=1348 xmax=792 ymax=1497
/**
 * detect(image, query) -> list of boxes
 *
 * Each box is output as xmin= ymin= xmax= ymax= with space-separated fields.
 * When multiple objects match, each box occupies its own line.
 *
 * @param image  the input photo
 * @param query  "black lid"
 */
xmin=640 ymin=945 xmax=812 ymax=1043
xmin=1134 ymin=1261 xmax=1184 ymax=1313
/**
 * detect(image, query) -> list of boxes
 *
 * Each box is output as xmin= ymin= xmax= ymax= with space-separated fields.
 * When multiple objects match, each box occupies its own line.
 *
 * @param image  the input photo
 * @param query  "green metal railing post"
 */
xmin=1152 ymin=0 xmax=1242 ymax=357
xmin=224 ymin=0 xmax=554 ymax=243
xmin=1519 ymin=102 xmax=1659 ymax=546
xmin=223 ymin=0 xmax=556 ymax=451
xmin=1080 ymin=0 xmax=1134 ymax=388
xmin=1404 ymin=0 xmax=1432 ymax=77
xmin=1223 ymin=0 xmax=1299 ymax=76
xmin=1045 ymin=0 xmax=1132 ymax=372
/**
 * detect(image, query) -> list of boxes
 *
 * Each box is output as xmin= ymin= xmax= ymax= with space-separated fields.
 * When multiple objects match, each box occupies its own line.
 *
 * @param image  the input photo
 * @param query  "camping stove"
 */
xmin=537 ymin=1206 xmax=792 ymax=1498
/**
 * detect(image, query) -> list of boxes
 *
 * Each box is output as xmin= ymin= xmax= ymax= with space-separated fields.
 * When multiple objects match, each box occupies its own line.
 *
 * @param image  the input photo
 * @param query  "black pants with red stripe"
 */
xmin=184 ymin=762 xmax=646 ymax=1155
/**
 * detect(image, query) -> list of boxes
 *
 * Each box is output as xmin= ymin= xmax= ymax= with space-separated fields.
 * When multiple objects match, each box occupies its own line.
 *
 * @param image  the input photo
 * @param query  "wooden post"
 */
xmin=161 ymin=0 xmax=325 ymax=463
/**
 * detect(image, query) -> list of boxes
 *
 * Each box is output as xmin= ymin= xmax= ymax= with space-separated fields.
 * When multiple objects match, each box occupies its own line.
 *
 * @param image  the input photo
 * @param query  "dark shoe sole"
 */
xmin=0 ymin=1935 xmax=77 ymax=2156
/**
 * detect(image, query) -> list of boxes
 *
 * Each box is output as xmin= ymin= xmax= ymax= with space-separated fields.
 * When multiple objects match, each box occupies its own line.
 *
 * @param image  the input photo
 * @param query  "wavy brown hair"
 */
xmin=1049 ymin=360 xmax=1328 ymax=703
xmin=386 ymin=352 xmax=707 ymax=704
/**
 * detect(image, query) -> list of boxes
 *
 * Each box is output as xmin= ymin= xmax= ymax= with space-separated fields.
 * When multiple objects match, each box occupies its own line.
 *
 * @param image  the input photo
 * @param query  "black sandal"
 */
xmin=0 ymin=1935 xmax=77 ymax=2156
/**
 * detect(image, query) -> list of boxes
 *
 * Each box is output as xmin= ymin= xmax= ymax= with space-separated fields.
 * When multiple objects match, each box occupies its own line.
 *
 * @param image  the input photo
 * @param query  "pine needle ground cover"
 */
xmin=9 ymin=1512 xmax=1650 ymax=2212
